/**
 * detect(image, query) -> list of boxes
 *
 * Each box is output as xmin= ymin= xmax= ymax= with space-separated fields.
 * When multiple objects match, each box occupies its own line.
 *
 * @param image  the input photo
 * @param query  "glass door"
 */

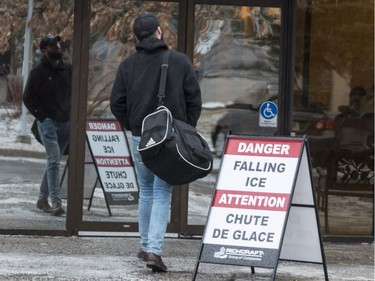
xmin=179 ymin=0 xmax=291 ymax=236
xmin=67 ymin=0 xmax=186 ymax=235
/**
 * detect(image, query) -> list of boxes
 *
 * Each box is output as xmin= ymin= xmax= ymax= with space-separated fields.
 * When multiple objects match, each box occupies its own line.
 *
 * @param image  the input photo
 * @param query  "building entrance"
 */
xmin=66 ymin=0 xmax=294 ymax=237
xmin=8 ymin=0 xmax=372 ymax=240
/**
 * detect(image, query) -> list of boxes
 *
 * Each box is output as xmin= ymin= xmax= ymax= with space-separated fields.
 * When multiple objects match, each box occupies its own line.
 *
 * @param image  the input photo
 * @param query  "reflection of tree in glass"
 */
xmin=195 ymin=20 xmax=224 ymax=55
xmin=1 ymin=1 xmax=75 ymax=73
xmin=250 ymin=7 xmax=280 ymax=40
xmin=193 ymin=5 xmax=281 ymax=70
xmin=87 ymin=2 xmax=179 ymax=117
xmin=1 ymin=1 xmax=180 ymax=117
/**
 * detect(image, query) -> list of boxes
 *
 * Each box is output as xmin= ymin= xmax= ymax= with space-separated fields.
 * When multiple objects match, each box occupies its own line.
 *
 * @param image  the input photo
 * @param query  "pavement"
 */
xmin=0 ymin=235 xmax=373 ymax=281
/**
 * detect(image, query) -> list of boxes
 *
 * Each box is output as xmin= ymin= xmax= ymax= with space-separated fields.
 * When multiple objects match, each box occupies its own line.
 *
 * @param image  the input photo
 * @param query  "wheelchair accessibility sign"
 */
xmin=259 ymin=101 xmax=278 ymax=127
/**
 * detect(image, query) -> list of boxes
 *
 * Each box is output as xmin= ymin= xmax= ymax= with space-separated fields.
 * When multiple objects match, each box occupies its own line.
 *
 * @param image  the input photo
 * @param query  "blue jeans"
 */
xmin=132 ymin=136 xmax=173 ymax=256
xmin=37 ymin=118 xmax=70 ymax=205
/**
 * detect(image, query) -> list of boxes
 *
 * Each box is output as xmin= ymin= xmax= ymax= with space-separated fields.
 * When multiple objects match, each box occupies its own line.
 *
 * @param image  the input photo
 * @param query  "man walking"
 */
xmin=110 ymin=14 xmax=202 ymax=272
xmin=23 ymin=34 xmax=71 ymax=217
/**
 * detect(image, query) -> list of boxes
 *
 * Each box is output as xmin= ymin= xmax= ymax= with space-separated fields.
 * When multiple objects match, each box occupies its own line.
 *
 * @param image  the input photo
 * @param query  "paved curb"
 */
xmin=0 ymin=148 xmax=45 ymax=159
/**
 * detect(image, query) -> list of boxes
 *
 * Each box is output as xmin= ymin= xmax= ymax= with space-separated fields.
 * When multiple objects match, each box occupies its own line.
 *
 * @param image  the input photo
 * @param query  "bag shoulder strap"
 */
xmin=157 ymin=50 xmax=170 ymax=106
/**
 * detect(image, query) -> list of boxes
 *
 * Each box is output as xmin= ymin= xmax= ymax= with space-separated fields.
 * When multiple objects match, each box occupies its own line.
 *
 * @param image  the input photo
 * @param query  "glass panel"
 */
xmin=0 ymin=1 xmax=74 ymax=230
xmin=190 ymin=5 xmax=281 ymax=225
xmin=83 ymin=1 xmax=179 ymax=223
xmin=294 ymin=0 xmax=374 ymax=235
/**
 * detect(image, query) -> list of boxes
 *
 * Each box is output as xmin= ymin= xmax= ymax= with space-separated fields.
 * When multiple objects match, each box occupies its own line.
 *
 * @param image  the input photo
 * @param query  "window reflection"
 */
xmin=189 ymin=5 xmax=281 ymax=225
xmin=294 ymin=0 xmax=374 ymax=235
xmin=0 ymin=2 xmax=74 ymax=230
xmin=194 ymin=6 xmax=280 ymax=106
xmin=87 ymin=1 xmax=178 ymax=119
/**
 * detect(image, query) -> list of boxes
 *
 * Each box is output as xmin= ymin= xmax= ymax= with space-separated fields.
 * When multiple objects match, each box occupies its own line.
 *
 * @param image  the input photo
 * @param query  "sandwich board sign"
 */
xmin=193 ymin=135 xmax=328 ymax=281
xmin=86 ymin=119 xmax=139 ymax=205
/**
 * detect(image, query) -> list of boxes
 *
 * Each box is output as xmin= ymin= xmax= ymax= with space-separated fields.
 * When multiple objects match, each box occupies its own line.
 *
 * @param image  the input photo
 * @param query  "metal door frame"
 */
xmin=68 ymin=0 xmax=296 ymax=236
xmin=67 ymin=0 xmax=190 ymax=235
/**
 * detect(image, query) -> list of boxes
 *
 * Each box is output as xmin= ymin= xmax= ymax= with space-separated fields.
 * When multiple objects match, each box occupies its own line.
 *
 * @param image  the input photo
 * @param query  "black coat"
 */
xmin=110 ymin=37 xmax=202 ymax=136
xmin=23 ymin=56 xmax=72 ymax=122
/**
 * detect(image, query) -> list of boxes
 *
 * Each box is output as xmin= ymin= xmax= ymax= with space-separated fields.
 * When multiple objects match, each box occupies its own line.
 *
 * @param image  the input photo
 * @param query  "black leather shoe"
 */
xmin=36 ymin=199 xmax=52 ymax=213
xmin=137 ymin=249 xmax=147 ymax=262
xmin=146 ymin=252 xmax=167 ymax=272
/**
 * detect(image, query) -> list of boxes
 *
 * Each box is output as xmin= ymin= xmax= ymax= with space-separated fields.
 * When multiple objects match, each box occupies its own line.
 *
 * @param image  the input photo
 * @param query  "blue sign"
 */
xmin=259 ymin=101 xmax=278 ymax=127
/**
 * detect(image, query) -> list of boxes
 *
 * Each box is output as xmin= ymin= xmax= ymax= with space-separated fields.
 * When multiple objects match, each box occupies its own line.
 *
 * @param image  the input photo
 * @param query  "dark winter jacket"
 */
xmin=23 ymin=56 xmax=72 ymax=122
xmin=110 ymin=37 xmax=202 ymax=136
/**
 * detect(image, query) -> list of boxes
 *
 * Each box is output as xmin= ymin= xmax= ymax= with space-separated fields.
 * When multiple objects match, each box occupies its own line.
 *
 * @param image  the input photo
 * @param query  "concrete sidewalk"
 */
xmin=0 ymin=235 xmax=373 ymax=281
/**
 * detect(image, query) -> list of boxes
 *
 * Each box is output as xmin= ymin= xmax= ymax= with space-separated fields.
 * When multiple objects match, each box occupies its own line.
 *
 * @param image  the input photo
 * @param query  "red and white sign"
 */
xmin=195 ymin=136 xmax=327 ymax=281
xmin=201 ymin=137 xmax=303 ymax=267
xmin=86 ymin=120 xmax=138 ymax=205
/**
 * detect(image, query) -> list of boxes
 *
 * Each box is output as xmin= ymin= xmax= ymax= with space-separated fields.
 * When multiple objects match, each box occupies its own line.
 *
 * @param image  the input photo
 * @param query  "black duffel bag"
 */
xmin=31 ymin=119 xmax=43 ymax=144
xmin=137 ymin=105 xmax=212 ymax=185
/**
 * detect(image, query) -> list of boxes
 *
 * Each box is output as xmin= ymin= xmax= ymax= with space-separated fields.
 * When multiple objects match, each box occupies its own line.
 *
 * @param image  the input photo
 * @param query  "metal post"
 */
xmin=18 ymin=0 xmax=33 ymax=144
